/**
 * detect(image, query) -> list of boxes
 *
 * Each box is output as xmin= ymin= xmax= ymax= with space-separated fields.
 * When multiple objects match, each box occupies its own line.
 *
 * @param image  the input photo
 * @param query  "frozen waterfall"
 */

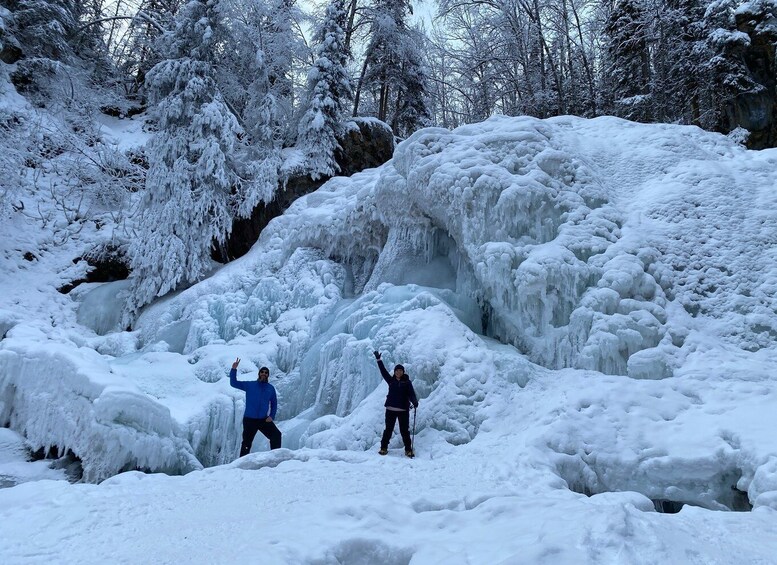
xmin=2 ymin=115 xmax=777 ymax=501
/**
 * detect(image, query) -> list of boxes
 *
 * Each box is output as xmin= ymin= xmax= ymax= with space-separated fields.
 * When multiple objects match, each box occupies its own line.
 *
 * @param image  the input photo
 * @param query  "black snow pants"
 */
xmin=380 ymin=409 xmax=412 ymax=451
xmin=241 ymin=417 xmax=282 ymax=456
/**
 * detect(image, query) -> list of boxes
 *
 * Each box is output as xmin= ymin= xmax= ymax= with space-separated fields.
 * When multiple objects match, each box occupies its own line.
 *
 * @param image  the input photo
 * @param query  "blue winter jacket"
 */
xmin=229 ymin=368 xmax=278 ymax=420
xmin=378 ymin=360 xmax=418 ymax=410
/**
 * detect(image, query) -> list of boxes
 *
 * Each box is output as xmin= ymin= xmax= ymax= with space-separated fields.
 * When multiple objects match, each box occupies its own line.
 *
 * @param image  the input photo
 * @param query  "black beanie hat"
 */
xmin=394 ymin=364 xmax=405 ymax=372
xmin=259 ymin=366 xmax=270 ymax=374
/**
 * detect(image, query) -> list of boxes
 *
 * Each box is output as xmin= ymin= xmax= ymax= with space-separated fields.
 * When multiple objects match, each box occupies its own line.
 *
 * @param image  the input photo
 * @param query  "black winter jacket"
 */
xmin=378 ymin=360 xmax=419 ymax=410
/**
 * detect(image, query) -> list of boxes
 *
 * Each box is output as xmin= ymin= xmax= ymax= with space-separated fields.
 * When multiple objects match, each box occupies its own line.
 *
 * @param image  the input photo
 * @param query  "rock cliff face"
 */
xmin=222 ymin=118 xmax=394 ymax=261
xmin=58 ymin=244 xmax=131 ymax=294
xmin=734 ymin=4 xmax=777 ymax=149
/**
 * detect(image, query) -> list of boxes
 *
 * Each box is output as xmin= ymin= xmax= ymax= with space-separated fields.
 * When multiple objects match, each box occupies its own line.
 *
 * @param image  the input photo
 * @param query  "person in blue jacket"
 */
xmin=373 ymin=351 xmax=419 ymax=457
xmin=230 ymin=358 xmax=281 ymax=455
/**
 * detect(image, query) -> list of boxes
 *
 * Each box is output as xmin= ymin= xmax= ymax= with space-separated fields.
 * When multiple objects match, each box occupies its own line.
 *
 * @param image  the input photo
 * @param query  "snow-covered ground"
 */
xmin=2 ymin=114 xmax=777 ymax=563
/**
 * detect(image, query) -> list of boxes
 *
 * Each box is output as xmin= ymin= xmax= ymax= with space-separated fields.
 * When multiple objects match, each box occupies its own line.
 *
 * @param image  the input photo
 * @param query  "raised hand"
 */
xmin=373 ymin=351 xmax=381 ymax=360
xmin=232 ymin=357 xmax=241 ymax=370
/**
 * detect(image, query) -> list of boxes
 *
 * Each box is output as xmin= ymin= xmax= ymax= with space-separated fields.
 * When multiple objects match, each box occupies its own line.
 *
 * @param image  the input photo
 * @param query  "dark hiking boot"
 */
xmin=379 ymin=448 xmax=388 ymax=455
xmin=405 ymin=449 xmax=414 ymax=458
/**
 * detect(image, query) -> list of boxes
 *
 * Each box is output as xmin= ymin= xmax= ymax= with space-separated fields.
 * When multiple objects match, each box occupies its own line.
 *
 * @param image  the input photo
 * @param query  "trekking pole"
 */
xmin=412 ymin=406 xmax=417 ymax=452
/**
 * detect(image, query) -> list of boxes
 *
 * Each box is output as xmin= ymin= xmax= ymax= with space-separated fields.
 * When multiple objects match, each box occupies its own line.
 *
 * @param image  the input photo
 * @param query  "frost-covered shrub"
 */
xmin=84 ymin=144 xmax=145 ymax=223
xmin=727 ymin=126 xmax=750 ymax=145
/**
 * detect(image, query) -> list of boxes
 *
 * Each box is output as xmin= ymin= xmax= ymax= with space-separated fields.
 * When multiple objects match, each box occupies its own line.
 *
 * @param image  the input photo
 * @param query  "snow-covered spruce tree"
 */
xmin=357 ymin=0 xmax=405 ymax=122
xmin=3 ymin=0 xmax=80 ymax=102
xmin=356 ymin=0 xmax=429 ymax=136
xmin=603 ymin=0 xmax=653 ymax=121
xmin=125 ymin=0 xmax=240 ymax=323
xmin=391 ymin=32 xmax=430 ymax=137
xmin=116 ymin=0 xmax=178 ymax=97
xmin=213 ymin=0 xmax=306 ymax=147
xmin=658 ymin=0 xmax=709 ymax=124
xmin=250 ymin=0 xmax=300 ymax=146
xmin=262 ymin=0 xmax=298 ymax=138
xmin=699 ymin=0 xmax=761 ymax=133
xmin=4 ymin=0 xmax=78 ymax=62
xmin=237 ymin=49 xmax=281 ymax=216
xmin=297 ymin=0 xmax=353 ymax=180
xmin=4 ymin=0 xmax=116 ymax=104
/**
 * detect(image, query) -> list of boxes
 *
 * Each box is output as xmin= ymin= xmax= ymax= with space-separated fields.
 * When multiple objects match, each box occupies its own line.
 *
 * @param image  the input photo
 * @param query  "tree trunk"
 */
xmin=353 ymin=48 xmax=372 ymax=116
xmin=344 ymin=0 xmax=358 ymax=53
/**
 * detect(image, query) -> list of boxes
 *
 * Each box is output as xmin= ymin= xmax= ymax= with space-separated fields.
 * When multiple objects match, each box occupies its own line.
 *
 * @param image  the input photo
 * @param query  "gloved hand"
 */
xmin=373 ymin=351 xmax=381 ymax=360
xmin=413 ymin=402 xmax=419 ymax=409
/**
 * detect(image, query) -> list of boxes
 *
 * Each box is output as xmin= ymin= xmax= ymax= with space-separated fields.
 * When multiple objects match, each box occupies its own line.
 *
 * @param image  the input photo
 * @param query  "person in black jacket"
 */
xmin=373 ymin=350 xmax=419 ymax=457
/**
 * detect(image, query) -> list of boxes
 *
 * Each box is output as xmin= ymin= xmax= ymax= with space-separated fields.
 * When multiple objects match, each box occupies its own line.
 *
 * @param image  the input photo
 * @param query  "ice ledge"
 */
xmin=0 ymin=336 xmax=201 ymax=482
